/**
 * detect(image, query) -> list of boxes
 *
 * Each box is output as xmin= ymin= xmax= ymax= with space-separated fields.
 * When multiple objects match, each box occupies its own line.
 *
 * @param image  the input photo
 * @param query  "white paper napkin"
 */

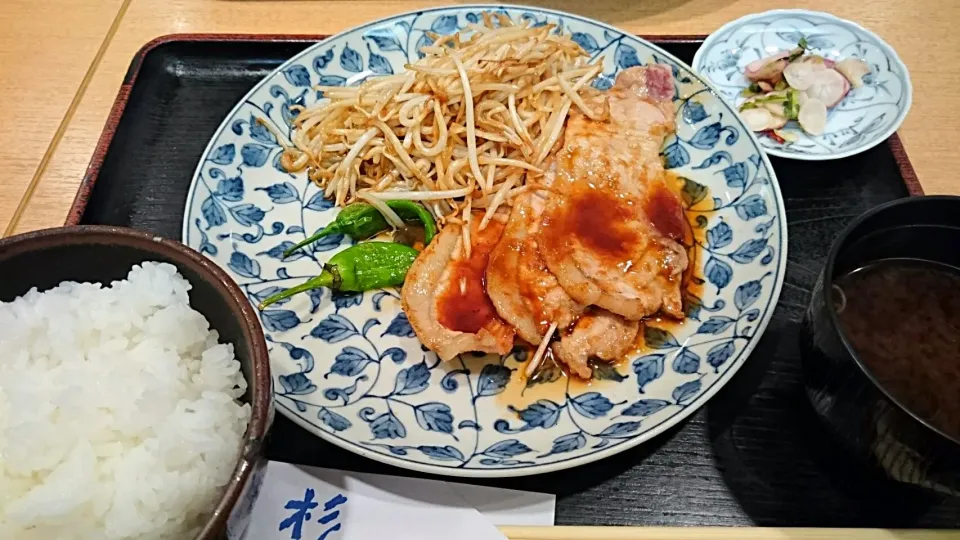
xmin=239 ymin=462 xmax=555 ymax=540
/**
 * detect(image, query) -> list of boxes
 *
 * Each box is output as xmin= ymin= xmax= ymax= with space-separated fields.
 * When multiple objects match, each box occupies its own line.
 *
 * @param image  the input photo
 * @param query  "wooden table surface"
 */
xmin=2 ymin=0 xmax=959 ymax=236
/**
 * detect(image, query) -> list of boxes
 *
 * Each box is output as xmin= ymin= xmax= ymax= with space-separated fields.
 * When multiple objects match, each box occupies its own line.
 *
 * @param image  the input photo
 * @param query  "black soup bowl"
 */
xmin=800 ymin=195 xmax=960 ymax=496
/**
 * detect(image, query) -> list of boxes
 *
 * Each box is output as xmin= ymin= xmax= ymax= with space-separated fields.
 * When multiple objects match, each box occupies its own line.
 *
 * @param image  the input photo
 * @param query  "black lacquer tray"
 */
xmin=67 ymin=34 xmax=960 ymax=528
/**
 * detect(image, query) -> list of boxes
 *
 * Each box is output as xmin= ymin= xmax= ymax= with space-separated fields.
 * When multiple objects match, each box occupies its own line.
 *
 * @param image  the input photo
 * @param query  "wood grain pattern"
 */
xmin=5 ymin=0 xmax=960 ymax=235
xmin=0 ymin=0 xmax=127 ymax=232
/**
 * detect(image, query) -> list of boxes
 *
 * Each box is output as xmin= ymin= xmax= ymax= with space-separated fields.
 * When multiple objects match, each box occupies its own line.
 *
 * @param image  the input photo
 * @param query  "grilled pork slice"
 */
xmin=552 ymin=310 xmax=640 ymax=379
xmin=486 ymin=168 xmax=583 ymax=345
xmin=540 ymin=64 xmax=690 ymax=320
xmin=401 ymin=212 xmax=514 ymax=361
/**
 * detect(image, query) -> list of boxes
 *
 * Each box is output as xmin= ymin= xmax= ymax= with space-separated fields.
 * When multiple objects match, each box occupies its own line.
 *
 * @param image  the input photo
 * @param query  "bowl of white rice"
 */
xmin=0 ymin=225 xmax=273 ymax=540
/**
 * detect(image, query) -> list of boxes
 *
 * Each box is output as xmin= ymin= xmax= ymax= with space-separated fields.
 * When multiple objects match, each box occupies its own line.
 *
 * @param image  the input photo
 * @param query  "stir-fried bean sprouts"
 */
xmin=280 ymin=12 xmax=603 ymax=242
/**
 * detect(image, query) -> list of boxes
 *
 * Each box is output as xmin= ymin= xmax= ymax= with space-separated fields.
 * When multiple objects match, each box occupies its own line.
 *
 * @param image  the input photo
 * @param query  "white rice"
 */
xmin=0 ymin=262 xmax=251 ymax=539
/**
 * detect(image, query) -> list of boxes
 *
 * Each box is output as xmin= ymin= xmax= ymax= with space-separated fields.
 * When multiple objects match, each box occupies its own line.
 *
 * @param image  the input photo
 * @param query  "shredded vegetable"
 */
xmin=280 ymin=12 xmax=602 ymax=245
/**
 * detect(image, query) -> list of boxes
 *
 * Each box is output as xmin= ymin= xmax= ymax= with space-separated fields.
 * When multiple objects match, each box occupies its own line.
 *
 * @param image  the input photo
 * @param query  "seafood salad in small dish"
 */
xmin=693 ymin=9 xmax=911 ymax=160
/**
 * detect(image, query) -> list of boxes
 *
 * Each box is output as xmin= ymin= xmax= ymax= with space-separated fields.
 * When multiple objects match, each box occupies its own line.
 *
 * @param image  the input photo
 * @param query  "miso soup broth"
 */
xmin=833 ymin=258 xmax=960 ymax=441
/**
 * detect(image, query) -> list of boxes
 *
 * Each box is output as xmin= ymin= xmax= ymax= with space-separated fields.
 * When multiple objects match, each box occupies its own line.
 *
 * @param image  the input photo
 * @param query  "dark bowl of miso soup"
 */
xmin=800 ymin=195 xmax=960 ymax=496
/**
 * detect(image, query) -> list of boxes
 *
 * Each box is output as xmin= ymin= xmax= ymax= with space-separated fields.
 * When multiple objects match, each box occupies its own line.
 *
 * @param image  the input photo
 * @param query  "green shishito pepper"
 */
xmin=258 ymin=242 xmax=419 ymax=310
xmin=282 ymin=200 xmax=436 ymax=258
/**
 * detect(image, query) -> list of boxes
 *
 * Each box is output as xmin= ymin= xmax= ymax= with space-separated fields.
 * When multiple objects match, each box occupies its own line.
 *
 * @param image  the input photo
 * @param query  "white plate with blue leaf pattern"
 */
xmin=693 ymin=9 xmax=912 ymax=161
xmin=182 ymin=4 xmax=787 ymax=477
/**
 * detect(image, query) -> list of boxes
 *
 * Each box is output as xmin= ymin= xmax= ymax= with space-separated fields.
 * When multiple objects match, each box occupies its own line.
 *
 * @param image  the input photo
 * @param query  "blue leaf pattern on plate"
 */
xmin=241 ymin=143 xmax=270 ymax=167
xmin=570 ymin=393 xmax=615 ymax=419
xmin=318 ymin=408 xmax=352 ymax=431
xmin=256 ymin=182 xmax=298 ymax=204
xmin=707 ymin=341 xmax=736 ymax=372
xmin=483 ymin=439 xmax=533 ymax=458
xmin=380 ymin=347 xmax=407 ymax=364
xmin=393 ymin=363 xmax=431 ymax=395
xmin=705 ymin=257 xmax=733 ymax=291
xmin=672 ymin=380 xmax=702 ymax=404
xmin=365 ymin=28 xmax=403 ymax=52
xmin=722 ymin=162 xmax=747 ymax=188
xmin=280 ymin=372 xmax=317 ymax=395
xmin=688 ymin=123 xmax=721 ymax=149
xmin=201 ymin=197 xmax=226 ymax=229
xmin=418 ymin=445 xmax=464 ymax=461
xmin=257 ymin=242 xmax=300 ymax=261
xmin=477 ymin=364 xmax=511 ymax=398
xmin=368 ymin=50 xmax=393 ymax=75
xmin=228 ymin=251 xmax=260 ymax=278
xmin=210 ymin=144 xmax=236 ymax=165
xmin=229 ymin=204 xmax=265 ymax=227
xmin=682 ymin=101 xmax=708 ymax=124
xmin=614 ymin=43 xmax=641 ymax=69
xmin=251 ymin=285 xmax=289 ymax=305
xmin=414 ymin=402 xmax=454 ymax=433
xmin=310 ymin=314 xmax=358 ymax=343
xmin=317 ymin=75 xmax=347 ymax=87
xmin=261 ymin=310 xmax=300 ymax=332
xmin=543 ymin=432 xmax=586 ymax=457
xmin=305 ymin=191 xmax=335 ymax=211
xmin=735 ymin=194 xmax=767 ymax=220
xmin=633 ymin=354 xmax=665 ymax=392
xmin=369 ymin=411 xmax=406 ymax=439
xmin=599 ymin=422 xmax=642 ymax=438
xmin=513 ymin=400 xmax=561 ymax=430
xmin=622 ymin=399 xmax=671 ymax=417
xmin=332 ymin=291 xmax=362 ymax=310
xmin=248 ymin=117 xmax=277 ymax=144
xmin=330 ymin=347 xmax=373 ymax=377
xmin=362 ymin=319 xmax=380 ymax=337
xmin=458 ymin=420 xmax=481 ymax=431
xmin=571 ymin=32 xmax=599 ymax=53
xmin=730 ymin=238 xmax=768 ymax=263
xmin=734 ymin=280 xmax=763 ymax=310
xmin=283 ymin=65 xmax=312 ymax=87
xmin=340 ymin=44 xmax=363 ymax=72
xmin=431 ymin=15 xmax=459 ymax=34
xmin=307 ymin=288 xmax=324 ymax=314
xmin=707 ymin=221 xmax=733 ymax=248
xmin=382 ymin=312 xmax=415 ymax=338
xmin=671 ymin=348 xmax=700 ymax=374
xmin=274 ymin=339 xmax=315 ymax=372
xmin=696 ymin=316 xmax=735 ymax=335
xmin=661 ymin=141 xmax=689 ymax=168
xmin=313 ymin=49 xmax=334 ymax=71
xmin=217 ymin=177 xmax=244 ymax=202
xmin=591 ymin=74 xmax=614 ymax=91
xmin=693 ymin=150 xmax=732 ymax=169
xmin=644 ymin=326 xmax=679 ymax=349
xmin=183 ymin=6 xmax=785 ymax=474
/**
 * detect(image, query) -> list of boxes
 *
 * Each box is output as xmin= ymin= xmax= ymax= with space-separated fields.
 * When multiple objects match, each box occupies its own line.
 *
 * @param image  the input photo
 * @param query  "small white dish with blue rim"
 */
xmin=693 ymin=9 xmax=912 ymax=161
xmin=182 ymin=4 xmax=787 ymax=477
